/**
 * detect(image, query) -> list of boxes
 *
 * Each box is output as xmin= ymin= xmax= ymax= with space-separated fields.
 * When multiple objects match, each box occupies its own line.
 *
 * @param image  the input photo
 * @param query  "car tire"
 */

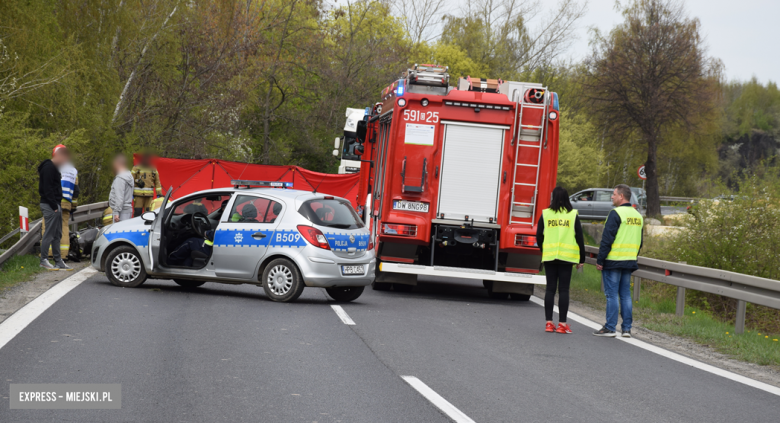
xmin=483 ymin=281 xmax=508 ymax=300
xmin=174 ymin=279 xmax=206 ymax=288
xmin=509 ymin=293 xmax=531 ymax=301
xmin=372 ymin=281 xmax=392 ymax=291
xmin=106 ymin=246 xmax=148 ymax=288
xmin=262 ymin=258 xmax=304 ymax=302
xmin=326 ymin=286 xmax=365 ymax=302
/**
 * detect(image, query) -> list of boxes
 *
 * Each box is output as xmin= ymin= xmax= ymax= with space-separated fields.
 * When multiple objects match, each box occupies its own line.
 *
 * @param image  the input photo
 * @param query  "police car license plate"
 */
xmin=393 ymin=200 xmax=429 ymax=212
xmin=342 ymin=265 xmax=364 ymax=275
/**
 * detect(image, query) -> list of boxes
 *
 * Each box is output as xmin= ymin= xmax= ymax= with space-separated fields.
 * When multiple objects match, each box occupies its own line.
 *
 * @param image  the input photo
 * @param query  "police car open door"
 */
xmin=148 ymin=187 xmax=173 ymax=272
xmin=210 ymin=194 xmax=285 ymax=279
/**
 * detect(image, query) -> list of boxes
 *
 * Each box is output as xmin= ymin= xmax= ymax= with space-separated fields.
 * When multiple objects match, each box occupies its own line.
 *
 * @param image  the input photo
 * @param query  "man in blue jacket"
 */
xmin=594 ymin=184 xmax=644 ymax=338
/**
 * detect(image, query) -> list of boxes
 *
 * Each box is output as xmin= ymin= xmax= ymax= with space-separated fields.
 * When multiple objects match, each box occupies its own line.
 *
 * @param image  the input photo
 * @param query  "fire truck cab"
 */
xmin=355 ymin=64 xmax=560 ymax=299
xmin=332 ymin=108 xmax=369 ymax=174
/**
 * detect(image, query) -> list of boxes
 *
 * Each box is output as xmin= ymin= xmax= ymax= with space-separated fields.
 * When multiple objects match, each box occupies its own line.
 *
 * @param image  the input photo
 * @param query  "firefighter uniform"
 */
xmin=43 ymin=165 xmax=78 ymax=260
xmin=102 ymin=207 xmax=114 ymax=226
xmin=151 ymin=196 xmax=165 ymax=210
xmin=131 ymin=165 xmax=163 ymax=216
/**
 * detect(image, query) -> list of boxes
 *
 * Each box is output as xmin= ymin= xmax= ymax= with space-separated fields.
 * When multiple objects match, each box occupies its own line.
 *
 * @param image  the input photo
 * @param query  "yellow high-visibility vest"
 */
xmin=606 ymin=206 xmax=643 ymax=261
xmin=541 ymin=208 xmax=579 ymax=263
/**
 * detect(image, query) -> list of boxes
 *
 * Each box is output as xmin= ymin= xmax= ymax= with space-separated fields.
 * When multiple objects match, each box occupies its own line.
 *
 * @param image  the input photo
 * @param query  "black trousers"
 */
xmin=544 ymin=260 xmax=573 ymax=322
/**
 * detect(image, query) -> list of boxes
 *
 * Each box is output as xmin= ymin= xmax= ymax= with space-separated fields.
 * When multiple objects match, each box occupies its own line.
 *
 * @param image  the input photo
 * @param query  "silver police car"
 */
xmin=91 ymin=181 xmax=375 ymax=302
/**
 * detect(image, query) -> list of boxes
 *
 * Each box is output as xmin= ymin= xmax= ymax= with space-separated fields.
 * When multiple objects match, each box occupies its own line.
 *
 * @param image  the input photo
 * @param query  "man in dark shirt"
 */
xmin=38 ymin=145 xmax=71 ymax=270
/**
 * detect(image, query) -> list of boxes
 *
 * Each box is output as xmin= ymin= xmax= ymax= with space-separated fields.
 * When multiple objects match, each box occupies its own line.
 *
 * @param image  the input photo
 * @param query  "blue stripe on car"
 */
xmin=103 ymin=230 xmax=150 ymax=247
xmin=325 ymin=232 xmax=370 ymax=252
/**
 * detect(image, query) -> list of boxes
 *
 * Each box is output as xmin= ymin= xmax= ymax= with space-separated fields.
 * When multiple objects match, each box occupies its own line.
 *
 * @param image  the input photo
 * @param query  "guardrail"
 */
xmin=659 ymin=196 xmax=697 ymax=203
xmin=583 ymin=245 xmax=780 ymax=334
xmin=0 ymin=202 xmax=107 ymax=268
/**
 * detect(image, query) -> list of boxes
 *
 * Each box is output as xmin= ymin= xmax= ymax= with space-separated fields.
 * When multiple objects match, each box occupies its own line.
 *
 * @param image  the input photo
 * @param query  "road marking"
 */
xmin=330 ymin=305 xmax=355 ymax=325
xmin=529 ymin=296 xmax=780 ymax=397
xmin=401 ymin=376 xmax=476 ymax=423
xmin=0 ymin=267 xmax=98 ymax=351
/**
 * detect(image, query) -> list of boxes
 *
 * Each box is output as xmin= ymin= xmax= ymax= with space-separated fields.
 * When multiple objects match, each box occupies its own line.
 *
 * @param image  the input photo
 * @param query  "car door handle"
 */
xmin=252 ymin=232 xmax=266 ymax=239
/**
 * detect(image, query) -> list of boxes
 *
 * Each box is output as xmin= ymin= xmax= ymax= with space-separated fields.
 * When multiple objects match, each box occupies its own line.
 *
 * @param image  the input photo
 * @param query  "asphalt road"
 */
xmin=1 ymin=272 xmax=779 ymax=422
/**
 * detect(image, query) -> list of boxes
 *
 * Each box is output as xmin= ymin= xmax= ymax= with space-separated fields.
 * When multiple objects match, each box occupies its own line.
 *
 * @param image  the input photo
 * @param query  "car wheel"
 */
xmin=262 ymin=258 xmax=304 ymax=302
xmin=509 ymin=293 xmax=531 ymax=301
xmin=106 ymin=246 xmax=147 ymax=288
xmin=483 ymin=281 xmax=508 ymax=300
xmin=326 ymin=286 xmax=365 ymax=302
xmin=372 ymin=281 xmax=392 ymax=291
xmin=174 ymin=279 xmax=206 ymax=288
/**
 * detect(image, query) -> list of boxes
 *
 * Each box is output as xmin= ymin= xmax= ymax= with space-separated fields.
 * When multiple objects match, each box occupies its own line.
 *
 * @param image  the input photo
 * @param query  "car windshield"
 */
xmin=298 ymin=198 xmax=363 ymax=229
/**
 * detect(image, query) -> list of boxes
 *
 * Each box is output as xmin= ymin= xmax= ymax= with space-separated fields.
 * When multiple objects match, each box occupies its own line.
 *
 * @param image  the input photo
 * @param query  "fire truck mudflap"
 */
xmin=355 ymin=64 xmax=560 ymax=299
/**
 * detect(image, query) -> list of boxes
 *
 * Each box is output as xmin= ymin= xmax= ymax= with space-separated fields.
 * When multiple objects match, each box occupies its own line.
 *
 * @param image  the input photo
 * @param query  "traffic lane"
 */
xmin=0 ymin=273 xmax=447 ymax=423
xmin=347 ymin=276 xmax=780 ymax=423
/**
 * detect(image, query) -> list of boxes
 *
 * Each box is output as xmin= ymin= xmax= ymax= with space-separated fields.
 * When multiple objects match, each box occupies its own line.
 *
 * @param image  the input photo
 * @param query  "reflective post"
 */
xmin=632 ymin=276 xmax=640 ymax=302
xmin=735 ymin=300 xmax=747 ymax=334
xmin=675 ymin=287 xmax=686 ymax=316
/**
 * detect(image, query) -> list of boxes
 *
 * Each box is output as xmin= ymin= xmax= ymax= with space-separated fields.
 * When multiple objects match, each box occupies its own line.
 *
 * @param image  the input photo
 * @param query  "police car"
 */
xmin=91 ymin=181 xmax=375 ymax=302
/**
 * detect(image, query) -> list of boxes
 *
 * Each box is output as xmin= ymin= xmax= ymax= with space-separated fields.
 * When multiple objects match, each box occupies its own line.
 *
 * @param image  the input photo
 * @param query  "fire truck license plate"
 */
xmin=393 ymin=200 xmax=429 ymax=212
xmin=342 ymin=265 xmax=365 ymax=275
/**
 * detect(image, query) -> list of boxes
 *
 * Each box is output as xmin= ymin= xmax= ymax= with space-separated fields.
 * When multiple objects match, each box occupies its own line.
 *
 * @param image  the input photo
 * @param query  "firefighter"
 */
xmin=131 ymin=153 xmax=163 ymax=216
xmin=594 ymin=184 xmax=644 ymax=338
xmin=57 ymin=160 xmax=79 ymax=260
xmin=102 ymin=207 xmax=114 ymax=226
xmin=536 ymin=187 xmax=585 ymax=335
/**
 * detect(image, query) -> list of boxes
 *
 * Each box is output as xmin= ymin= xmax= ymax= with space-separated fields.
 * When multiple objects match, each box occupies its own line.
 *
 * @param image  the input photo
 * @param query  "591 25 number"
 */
xmin=403 ymin=110 xmax=439 ymax=123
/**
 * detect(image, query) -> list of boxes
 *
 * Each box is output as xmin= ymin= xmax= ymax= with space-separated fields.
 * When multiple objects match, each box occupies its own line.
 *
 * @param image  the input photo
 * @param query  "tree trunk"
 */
xmin=645 ymin=135 xmax=662 ymax=218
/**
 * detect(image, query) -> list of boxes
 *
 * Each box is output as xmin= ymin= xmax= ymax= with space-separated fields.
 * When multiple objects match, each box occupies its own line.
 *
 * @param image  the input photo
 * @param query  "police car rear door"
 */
xmin=211 ymin=194 xmax=285 ymax=279
xmin=148 ymin=187 xmax=173 ymax=272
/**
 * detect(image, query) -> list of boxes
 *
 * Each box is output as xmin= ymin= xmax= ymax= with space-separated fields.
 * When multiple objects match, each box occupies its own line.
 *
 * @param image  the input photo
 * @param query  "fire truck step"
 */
xmin=515 ymin=163 xmax=538 ymax=167
xmin=517 ymin=143 xmax=541 ymax=148
xmin=514 ymin=182 xmax=536 ymax=186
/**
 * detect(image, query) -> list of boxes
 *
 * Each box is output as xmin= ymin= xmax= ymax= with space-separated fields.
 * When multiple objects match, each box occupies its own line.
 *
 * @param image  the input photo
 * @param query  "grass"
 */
xmin=562 ymin=266 xmax=780 ymax=368
xmin=0 ymin=255 xmax=45 ymax=293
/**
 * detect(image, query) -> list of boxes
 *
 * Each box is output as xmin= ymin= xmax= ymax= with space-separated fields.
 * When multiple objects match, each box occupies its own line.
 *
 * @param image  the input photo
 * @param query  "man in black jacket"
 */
xmin=38 ymin=145 xmax=71 ymax=270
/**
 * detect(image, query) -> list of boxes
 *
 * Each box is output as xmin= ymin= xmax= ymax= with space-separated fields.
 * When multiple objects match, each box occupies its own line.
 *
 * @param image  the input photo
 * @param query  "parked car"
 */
xmin=91 ymin=181 xmax=375 ymax=303
xmin=569 ymin=188 xmax=641 ymax=220
xmin=631 ymin=187 xmax=647 ymax=208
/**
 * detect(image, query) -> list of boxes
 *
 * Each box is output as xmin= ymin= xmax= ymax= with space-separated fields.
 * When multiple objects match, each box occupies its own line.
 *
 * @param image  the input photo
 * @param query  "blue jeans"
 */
xmin=603 ymin=268 xmax=633 ymax=332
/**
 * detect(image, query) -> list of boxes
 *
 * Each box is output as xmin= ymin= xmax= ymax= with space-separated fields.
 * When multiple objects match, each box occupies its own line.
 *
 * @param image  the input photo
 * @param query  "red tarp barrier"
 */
xmin=133 ymin=155 xmax=361 ymax=207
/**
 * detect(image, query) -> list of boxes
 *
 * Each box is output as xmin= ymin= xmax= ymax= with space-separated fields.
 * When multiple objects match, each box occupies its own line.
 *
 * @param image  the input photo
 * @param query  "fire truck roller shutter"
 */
xmin=437 ymin=122 xmax=508 ymax=223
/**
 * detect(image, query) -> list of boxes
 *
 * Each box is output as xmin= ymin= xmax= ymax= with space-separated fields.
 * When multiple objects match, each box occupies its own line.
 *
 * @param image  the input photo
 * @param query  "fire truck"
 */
xmin=332 ymin=108 xmax=369 ymax=174
xmin=353 ymin=64 xmax=560 ymax=299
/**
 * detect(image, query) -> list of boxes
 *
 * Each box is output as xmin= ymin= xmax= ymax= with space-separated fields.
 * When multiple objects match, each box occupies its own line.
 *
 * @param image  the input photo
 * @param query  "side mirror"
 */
xmin=141 ymin=211 xmax=157 ymax=222
xmin=332 ymin=149 xmax=339 ymax=157
xmin=334 ymin=137 xmax=340 ymax=149
xmin=356 ymin=120 xmax=367 ymax=143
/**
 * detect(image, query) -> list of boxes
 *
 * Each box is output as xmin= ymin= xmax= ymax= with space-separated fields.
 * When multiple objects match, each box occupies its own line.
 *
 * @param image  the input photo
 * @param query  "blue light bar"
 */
xmin=231 ymin=180 xmax=293 ymax=189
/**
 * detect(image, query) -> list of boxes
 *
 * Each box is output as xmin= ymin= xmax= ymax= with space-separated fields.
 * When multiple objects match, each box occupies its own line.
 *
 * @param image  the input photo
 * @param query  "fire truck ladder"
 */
xmin=509 ymin=85 xmax=549 ymax=225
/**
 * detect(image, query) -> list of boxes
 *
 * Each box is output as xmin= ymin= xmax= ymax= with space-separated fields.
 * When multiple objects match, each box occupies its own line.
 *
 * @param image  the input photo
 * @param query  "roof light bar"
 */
xmin=231 ymin=180 xmax=293 ymax=189
xmin=443 ymin=101 xmax=511 ymax=111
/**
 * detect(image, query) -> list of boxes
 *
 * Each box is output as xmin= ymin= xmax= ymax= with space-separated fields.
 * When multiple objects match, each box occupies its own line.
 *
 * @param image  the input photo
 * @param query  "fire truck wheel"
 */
xmin=393 ymin=283 xmax=414 ymax=293
xmin=483 ymin=281 xmax=509 ymax=300
xmin=326 ymin=286 xmax=365 ymax=302
xmin=509 ymin=293 xmax=531 ymax=301
xmin=372 ymin=281 xmax=392 ymax=291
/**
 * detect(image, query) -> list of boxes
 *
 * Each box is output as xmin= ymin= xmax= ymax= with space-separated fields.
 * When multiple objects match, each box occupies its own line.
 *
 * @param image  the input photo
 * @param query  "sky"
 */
xmin=557 ymin=0 xmax=779 ymax=84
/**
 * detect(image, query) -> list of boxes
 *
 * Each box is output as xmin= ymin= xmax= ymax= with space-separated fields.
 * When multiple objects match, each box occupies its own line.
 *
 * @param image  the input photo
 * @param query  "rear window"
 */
xmin=298 ymin=199 xmax=364 ymax=229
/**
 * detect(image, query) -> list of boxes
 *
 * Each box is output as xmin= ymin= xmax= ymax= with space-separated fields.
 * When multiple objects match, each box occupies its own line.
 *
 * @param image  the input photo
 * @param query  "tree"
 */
xmin=583 ymin=0 xmax=720 ymax=216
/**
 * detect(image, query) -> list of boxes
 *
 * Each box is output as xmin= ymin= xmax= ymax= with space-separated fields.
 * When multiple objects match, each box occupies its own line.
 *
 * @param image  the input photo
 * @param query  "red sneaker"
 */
xmin=556 ymin=323 xmax=573 ymax=334
xmin=545 ymin=322 xmax=556 ymax=333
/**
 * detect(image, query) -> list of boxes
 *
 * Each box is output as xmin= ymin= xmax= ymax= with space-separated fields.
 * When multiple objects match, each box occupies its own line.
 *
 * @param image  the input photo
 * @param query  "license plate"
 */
xmin=393 ymin=200 xmax=429 ymax=212
xmin=341 ymin=265 xmax=365 ymax=275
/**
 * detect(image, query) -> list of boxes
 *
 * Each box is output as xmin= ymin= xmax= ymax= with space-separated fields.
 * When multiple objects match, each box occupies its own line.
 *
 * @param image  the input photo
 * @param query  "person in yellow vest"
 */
xmin=536 ymin=187 xmax=585 ymax=334
xmin=131 ymin=153 xmax=163 ymax=217
xmin=594 ymin=184 xmax=644 ymax=338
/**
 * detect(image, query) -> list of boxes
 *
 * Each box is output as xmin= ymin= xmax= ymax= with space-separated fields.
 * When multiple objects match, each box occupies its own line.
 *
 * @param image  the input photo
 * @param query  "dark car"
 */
xmin=569 ymin=188 xmax=641 ymax=220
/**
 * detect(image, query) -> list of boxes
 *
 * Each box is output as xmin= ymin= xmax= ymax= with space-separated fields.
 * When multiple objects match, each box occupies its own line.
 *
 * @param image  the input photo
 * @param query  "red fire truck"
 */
xmin=353 ymin=64 xmax=560 ymax=300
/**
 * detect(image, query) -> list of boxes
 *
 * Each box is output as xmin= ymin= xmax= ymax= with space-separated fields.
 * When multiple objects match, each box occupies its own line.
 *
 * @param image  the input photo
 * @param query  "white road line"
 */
xmin=0 ymin=267 xmax=98 ymax=351
xmin=401 ymin=376 xmax=476 ymax=423
xmin=529 ymin=295 xmax=780 ymax=397
xmin=330 ymin=305 xmax=355 ymax=325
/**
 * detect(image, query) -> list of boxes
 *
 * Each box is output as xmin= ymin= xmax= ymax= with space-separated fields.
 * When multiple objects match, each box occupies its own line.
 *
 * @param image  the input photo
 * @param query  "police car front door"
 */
xmin=211 ymin=194 xmax=284 ymax=280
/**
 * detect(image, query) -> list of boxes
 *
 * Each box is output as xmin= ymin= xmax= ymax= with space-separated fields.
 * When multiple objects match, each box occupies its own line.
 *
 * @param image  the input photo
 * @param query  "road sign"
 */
xmin=637 ymin=165 xmax=647 ymax=180
xmin=19 ymin=206 xmax=29 ymax=233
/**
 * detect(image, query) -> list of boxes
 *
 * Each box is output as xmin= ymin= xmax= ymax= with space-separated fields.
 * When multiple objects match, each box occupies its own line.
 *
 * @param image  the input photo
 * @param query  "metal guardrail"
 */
xmin=583 ymin=245 xmax=780 ymax=334
xmin=0 ymin=202 xmax=108 ymax=269
xmin=659 ymin=196 xmax=697 ymax=203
